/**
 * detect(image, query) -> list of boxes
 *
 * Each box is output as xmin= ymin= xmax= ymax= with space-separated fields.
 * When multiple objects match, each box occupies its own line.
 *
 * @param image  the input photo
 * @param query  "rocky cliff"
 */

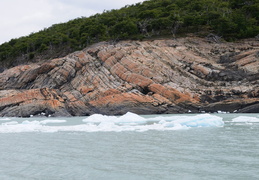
xmin=0 ymin=37 xmax=258 ymax=117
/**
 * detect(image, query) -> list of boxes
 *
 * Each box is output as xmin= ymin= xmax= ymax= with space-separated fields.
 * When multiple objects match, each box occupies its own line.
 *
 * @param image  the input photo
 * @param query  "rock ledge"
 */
xmin=0 ymin=37 xmax=258 ymax=117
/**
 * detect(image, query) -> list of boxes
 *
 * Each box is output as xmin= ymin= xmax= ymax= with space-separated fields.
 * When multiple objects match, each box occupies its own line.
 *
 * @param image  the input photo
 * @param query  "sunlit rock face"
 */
xmin=0 ymin=37 xmax=258 ymax=117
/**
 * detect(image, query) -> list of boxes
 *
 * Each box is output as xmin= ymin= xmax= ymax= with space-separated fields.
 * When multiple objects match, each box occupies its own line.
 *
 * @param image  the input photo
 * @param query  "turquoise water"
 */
xmin=0 ymin=113 xmax=259 ymax=179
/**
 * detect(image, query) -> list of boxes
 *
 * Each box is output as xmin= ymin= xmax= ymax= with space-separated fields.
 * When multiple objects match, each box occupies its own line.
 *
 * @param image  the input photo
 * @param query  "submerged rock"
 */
xmin=0 ymin=37 xmax=258 ymax=117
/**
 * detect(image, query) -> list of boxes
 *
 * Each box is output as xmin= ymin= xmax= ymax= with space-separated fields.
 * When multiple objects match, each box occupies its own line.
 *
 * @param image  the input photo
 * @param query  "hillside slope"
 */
xmin=0 ymin=37 xmax=258 ymax=117
xmin=1 ymin=0 xmax=258 ymax=70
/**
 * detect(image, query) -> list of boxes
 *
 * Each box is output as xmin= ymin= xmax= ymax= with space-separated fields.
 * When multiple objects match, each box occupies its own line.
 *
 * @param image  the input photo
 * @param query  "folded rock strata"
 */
xmin=0 ymin=37 xmax=258 ymax=117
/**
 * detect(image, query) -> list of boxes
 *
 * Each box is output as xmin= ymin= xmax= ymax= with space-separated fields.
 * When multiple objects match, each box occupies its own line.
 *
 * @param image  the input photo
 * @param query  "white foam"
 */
xmin=232 ymin=116 xmax=259 ymax=123
xmin=0 ymin=113 xmax=224 ymax=133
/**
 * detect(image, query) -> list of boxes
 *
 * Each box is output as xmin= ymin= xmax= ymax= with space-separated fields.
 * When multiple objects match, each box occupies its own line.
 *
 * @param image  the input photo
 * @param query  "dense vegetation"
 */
xmin=0 ymin=0 xmax=258 ymax=68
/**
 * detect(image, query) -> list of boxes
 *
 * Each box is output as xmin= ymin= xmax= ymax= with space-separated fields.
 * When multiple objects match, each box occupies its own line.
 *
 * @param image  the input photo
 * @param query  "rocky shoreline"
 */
xmin=0 ymin=37 xmax=258 ymax=117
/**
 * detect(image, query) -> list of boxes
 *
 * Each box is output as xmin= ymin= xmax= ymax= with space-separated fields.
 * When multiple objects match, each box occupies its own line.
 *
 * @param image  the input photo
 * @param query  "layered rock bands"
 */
xmin=0 ymin=37 xmax=258 ymax=117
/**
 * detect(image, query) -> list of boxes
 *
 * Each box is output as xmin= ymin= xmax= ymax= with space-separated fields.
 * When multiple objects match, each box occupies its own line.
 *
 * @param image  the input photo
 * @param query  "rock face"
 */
xmin=0 ymin=37 xmax=258 ymax=117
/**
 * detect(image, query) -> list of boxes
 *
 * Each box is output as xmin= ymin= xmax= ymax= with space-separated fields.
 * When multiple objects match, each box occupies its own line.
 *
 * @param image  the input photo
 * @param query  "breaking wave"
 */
xmin=0 ymin=112 xmax=225 ymax=133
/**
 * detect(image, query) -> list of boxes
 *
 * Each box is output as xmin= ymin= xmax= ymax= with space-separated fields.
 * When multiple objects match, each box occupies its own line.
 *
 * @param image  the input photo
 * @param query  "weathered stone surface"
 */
xmin=0 ymin=37 xmax=258 ymax=117
xmin=0 ymin=88 xmax=69 ymax=117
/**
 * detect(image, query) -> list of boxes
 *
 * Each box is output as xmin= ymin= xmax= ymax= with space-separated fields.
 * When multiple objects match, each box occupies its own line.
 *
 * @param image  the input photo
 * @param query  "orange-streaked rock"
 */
xmin=0 ymin=37 xmax=258 ymax=116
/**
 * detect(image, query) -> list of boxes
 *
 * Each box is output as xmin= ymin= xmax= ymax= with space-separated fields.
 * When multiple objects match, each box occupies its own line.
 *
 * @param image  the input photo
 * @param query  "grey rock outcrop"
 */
xmin=0 ymin=37 xmax=258 ymax=117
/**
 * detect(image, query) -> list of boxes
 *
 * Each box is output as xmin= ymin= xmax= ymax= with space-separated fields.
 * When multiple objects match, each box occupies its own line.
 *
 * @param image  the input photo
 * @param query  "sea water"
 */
xmin=0 ymin=113 xmax=259 ymax=179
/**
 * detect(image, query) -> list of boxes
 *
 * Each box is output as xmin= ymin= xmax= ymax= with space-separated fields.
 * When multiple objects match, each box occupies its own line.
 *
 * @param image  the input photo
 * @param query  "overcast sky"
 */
xmin=0 ymin=0 xmax=145 ymax=45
